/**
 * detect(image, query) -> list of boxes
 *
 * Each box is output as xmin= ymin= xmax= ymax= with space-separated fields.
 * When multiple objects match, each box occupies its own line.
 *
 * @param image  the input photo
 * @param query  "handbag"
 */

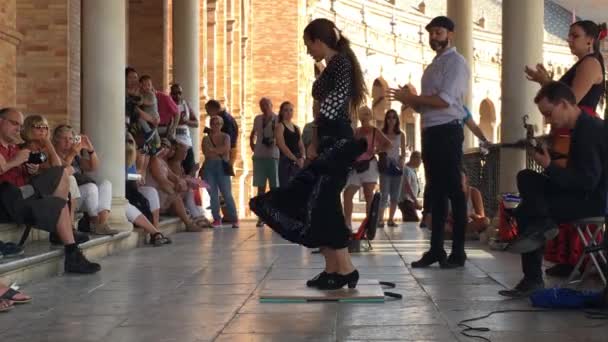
xmin=208 ymin=135 xmax=235 ymax=176
xmin=352 ymin=128 xmax=375 ymax=174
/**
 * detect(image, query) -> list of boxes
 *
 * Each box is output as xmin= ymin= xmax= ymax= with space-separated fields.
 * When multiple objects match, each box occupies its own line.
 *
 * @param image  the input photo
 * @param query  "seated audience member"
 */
xmin=0 ymin=282 xmax=31 ymax=312
xmin=138 ymin=75 xmax=162 ymax=152
xmin=398 ymin=151 xmax=423 ymax=222
xmin=21 ymin=116 xmax=89 ymax=244
xmin=435 ymin=171 xmax=490 ymax=239
xmin=126 ymin=133 xmax=166 ymax=232
xmin=52 ymin=125 xmax=118 ymax=235
xmin=124 ymin=134 xmax=171 ymax=246
xmin=147 ymin=138 xmax=206 ymax=232
xmin=201 ymin=116 xmax=239 ymax=228
xmin=500 ymin=82 xmax=606 ymax=298
xmin=0 ymin=108 xmax=100 ymax=273
xmin=170 ymin=83 xmax=199 ymax=175
xmin=125 ymin=67 xmax=160 ymax=156
xmin=166 ymin=139 xmax=211 ymax=227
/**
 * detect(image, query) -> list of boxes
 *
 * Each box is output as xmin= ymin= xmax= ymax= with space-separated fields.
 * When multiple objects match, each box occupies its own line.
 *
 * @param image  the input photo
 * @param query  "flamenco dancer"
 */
xmin=250 ymin=18 xmax=368 ymax=290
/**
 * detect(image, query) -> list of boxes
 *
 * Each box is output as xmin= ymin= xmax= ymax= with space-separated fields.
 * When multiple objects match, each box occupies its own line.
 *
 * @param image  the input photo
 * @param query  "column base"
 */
xmin=108 ymin=197 xmax=133 ymax=232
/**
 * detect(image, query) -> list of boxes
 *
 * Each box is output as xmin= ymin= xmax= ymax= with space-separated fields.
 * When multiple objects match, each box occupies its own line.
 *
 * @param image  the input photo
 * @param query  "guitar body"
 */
xmin=549 ymin=133 xmax=570 ymax=168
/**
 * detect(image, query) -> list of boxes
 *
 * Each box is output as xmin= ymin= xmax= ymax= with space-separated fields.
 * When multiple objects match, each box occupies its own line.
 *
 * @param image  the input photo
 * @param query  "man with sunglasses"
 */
xmin=500 ymin=82 xmax=606 ymax=298
xmin=0 ymin=108 xmax=101 ymax=274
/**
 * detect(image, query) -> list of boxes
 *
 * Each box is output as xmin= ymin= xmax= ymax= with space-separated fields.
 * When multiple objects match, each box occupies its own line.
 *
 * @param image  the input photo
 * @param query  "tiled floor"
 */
xmin=0 ymin=222 xmax=606 ymax=341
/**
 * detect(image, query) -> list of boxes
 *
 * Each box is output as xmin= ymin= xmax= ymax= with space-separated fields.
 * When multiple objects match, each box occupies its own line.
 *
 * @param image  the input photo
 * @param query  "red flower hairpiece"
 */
xmin=599 ymin=23 xmax=608 ymax=41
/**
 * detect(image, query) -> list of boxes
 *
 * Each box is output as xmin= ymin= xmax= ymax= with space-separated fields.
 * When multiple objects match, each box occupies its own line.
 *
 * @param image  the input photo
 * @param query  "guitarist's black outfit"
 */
xmin=502 ymin=109 xmax=606 ymax=296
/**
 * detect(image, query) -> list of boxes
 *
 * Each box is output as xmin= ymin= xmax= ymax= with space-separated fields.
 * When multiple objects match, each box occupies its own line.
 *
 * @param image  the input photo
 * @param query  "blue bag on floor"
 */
xmin=529 ymin=288 xmax=604 ymax=309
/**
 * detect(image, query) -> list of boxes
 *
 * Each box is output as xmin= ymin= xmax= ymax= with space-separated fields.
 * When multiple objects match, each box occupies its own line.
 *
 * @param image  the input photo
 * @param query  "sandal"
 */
xmin=149 ymin=232 xmax=172 ymax=247
xmin=194 ymin=216 xmax=212 ymax=228
xmin=0 ymin=299 xmax=14 ymax=312
xmin=0 ymin=288 xmax=32 ymax=304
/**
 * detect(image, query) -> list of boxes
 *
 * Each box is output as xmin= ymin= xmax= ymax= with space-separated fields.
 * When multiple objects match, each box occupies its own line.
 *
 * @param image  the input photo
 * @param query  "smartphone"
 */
xmin=74 ymin=135 xmax=81 ymax=144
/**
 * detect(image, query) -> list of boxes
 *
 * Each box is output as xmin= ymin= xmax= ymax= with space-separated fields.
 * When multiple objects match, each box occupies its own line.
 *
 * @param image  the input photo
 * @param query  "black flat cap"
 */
xmin=425 ymin=16 xmax=455 ymax=32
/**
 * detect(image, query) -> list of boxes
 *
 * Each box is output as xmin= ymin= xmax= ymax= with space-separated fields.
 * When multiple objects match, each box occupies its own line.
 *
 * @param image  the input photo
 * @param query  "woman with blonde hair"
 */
xmin=52 ymin=124 xmax=118 ymax=236
xmin=23 ymin=116 xmax=89 ymax=244
xmin=343 ymin=106 xmax=391 ymax=227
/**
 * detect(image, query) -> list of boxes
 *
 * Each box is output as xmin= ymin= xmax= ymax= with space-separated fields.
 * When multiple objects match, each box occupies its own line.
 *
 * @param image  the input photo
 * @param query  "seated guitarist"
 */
xmin=499 ymin=82 xmax=606 ymax=298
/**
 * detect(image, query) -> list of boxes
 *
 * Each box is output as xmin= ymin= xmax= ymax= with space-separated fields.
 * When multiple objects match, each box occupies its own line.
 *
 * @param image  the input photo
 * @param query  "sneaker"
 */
xmin=256 ymin=220 xmax=264 ymax=228
xmin=232 ymin=221 xmax=239 ymax=229
xmin=411 ymin=251 xmax=448 ymax=268
xmin=91 ymin=223 xmax=120 ymax=236
xmin=50 ymin=230 xmax=90 ymax=246
xmin=212 ymin=220 xmax=222 ymax=228
xmin=498 ymin=279 xmax=544 ymax=298
xmin=64 ymin=249 xmax=101 ymax=274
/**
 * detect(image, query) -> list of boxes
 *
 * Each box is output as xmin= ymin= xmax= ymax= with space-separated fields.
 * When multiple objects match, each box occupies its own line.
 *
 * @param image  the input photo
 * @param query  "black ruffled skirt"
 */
xmin=249 ymin=119 xmax=365 ymax=249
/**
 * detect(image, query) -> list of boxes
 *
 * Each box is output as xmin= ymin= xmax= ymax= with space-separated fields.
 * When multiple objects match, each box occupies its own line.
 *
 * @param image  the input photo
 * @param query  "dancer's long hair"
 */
xmin=304 ymin=18 xmax=367 ymax=112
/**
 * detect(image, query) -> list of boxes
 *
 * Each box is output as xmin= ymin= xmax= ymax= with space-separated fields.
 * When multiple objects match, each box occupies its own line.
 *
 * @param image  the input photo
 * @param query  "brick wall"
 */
xmin=249 ymin=0 xmax=299 ymax=115
xmin=128 ymin=0 xmax=169 ymax=91
xmin=0 ymin=0 xmax=18 ymax=107
xmin=16 ymin=0 xmax=74 ymax=129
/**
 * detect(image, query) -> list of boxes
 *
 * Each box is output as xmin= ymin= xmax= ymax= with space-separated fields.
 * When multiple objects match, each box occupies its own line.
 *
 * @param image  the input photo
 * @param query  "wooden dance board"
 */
xmin=259 ymin=279 xmax=385 ymax=303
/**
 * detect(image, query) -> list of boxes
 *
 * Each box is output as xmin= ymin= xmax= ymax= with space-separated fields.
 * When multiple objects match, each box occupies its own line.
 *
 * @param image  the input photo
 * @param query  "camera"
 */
xmin=261 ymin=136 xmax=275 ymax=147
xmin=27 ymin=152 xmax=47 ymax=165
xmin=74 ymin=135 xmax=81 ymax=143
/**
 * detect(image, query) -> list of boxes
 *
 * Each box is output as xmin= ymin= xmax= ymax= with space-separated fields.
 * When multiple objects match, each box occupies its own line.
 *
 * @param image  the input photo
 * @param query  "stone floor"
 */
xmin=0 ymin=222 xmax=606 ymax=342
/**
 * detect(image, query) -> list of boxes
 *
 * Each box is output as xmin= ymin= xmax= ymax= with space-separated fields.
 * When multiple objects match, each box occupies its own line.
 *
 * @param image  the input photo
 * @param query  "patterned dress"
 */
xmin=249 ymin=53 xmax=366 ymax=249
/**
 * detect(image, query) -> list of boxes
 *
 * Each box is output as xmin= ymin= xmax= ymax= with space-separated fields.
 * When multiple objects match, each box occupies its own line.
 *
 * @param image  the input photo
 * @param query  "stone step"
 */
xmin=0 ymin=217 xmax=184 ymax=285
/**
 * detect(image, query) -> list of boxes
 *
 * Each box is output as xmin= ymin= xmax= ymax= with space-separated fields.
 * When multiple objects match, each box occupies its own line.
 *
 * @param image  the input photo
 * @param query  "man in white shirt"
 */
xmin=389 ymin=16 xmax=470 ymax=269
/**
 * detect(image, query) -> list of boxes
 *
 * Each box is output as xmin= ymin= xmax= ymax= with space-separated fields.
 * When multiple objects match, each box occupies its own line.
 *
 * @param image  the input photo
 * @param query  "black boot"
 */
xmin=498 ymin=278 xmax=544 ymax=298
xmin=306 ymin=271 xmax=330 ymax=288
xmin=50 ymin=230 xmax=90 ymax=246
xmin=444 ymin=251 xmax=467 ymax=268
xmin=64 ymin=248 xmax=101 ymax=274
xmin=317 ymin=270 xmax=359 ymax=290
xmin=411 ymin=251 xmax=447 ymax=268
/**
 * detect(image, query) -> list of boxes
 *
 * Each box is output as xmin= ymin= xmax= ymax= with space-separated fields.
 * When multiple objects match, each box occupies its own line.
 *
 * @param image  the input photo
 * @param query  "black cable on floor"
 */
xmin=457 ymin=308 xmax=608 ymax=341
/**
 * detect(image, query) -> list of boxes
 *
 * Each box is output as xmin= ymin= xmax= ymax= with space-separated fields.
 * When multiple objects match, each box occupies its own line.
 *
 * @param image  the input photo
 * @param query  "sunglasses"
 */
xmin=171 ymin=91 xmax=182 ymax=95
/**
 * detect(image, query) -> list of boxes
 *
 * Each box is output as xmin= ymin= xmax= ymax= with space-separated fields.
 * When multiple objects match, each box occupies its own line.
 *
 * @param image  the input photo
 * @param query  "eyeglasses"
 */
xmin=171 ymin=91 xmax=182 ymax=95
xmin=33 ymin=125 xmax=49 ymax=130
xmin=2 ymin=118 xmax=22 ymax=128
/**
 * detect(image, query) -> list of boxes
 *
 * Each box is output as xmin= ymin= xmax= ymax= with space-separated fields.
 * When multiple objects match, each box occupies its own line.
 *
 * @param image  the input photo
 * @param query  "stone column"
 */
xmin=82 ymin=0 xmax=130 ymax=230
xmin=447 ymin=0 xmax=474 ymax=149
xmin=499 ymin=0 xmax=544 ymax=193
xmin=173 ymin=0 xmax=201 ymax=160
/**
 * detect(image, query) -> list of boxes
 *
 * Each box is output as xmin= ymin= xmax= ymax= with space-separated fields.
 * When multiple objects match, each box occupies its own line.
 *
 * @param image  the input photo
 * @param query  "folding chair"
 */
xmin=564 ymin=216 xmax=607 ymax=287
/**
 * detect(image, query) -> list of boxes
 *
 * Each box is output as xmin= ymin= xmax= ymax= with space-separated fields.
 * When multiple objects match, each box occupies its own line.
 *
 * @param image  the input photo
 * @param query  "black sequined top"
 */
xmin=312 ymin=53 xmax=352 ymax=122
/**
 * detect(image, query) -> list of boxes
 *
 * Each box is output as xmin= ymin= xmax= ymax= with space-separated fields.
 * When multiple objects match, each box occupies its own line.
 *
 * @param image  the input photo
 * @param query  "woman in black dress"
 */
xmin=250 ymin=18 xmax=367 ymax=290
xmin=276 ymin=101 xmax=306 ymax=187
